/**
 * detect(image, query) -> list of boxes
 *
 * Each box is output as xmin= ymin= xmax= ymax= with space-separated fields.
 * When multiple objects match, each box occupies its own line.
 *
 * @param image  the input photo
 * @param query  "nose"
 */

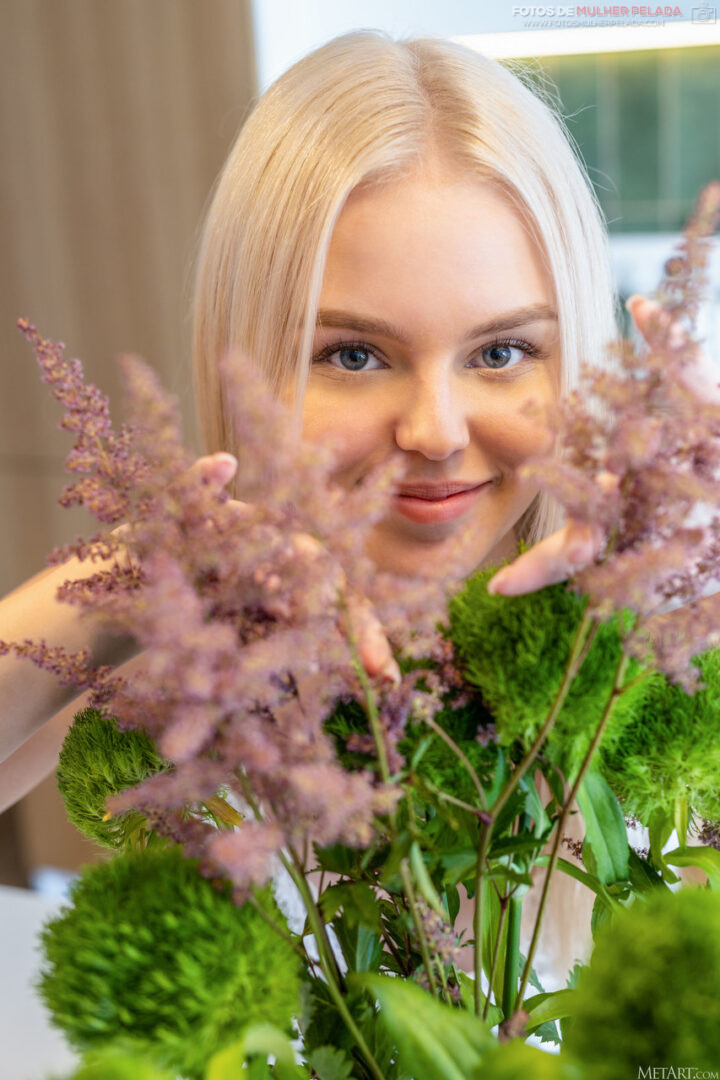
xmin=393 ymin=370 xmax=471 ymax=460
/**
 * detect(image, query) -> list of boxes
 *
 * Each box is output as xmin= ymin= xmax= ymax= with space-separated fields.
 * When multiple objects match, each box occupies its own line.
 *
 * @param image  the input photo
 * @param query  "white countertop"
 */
xmin=0 ymin=885 xmax=79 ymax=1080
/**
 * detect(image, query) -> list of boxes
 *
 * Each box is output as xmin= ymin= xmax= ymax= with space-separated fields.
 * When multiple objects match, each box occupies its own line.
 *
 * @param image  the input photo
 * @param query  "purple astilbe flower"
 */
xmin=8 ymin=322 xmax=458 ymax=895
xmin=521 ymin=182 xmax=720 ymax=691
xmin=697 ymin=819 xmax=720 ymax=851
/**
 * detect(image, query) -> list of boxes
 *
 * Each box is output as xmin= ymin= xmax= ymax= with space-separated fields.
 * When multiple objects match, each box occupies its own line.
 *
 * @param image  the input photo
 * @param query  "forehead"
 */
xmin=320 ymin=164 xmax=554 ymax=329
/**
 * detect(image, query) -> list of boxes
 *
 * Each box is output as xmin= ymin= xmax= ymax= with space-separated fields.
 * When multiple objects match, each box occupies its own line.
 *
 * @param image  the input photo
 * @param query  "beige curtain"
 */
xmin=0 ymin=0 xmax=257 ymax=880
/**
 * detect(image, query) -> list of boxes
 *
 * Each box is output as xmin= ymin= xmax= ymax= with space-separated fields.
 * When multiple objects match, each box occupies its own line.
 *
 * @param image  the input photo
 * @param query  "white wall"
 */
xmin=250 ymin=0 xmax=701 ymax=90
xmin=250 ymin=0 xmax=529 ymax=90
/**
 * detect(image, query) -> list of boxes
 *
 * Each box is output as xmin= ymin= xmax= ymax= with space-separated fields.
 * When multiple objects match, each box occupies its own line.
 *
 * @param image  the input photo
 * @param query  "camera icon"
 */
xmin=692 ymin=2 xmax=717 ymax=21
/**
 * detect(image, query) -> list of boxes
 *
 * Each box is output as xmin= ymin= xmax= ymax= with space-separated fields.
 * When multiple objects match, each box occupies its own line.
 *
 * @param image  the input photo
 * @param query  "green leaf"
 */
xmin=626 ymin=848 xmax=671 ymax=894
xmin=674 ymin=794 xmax=689 ymax=846
xmin=576 ymin=769 xmax=629 ymax=885
xmin=206 ymin=1024 xmax=306 ymax=1080
xmin=590 ymin=891 xmax=613 ymax=941
xmin=523 ymin=988 xmax=576 ymax=1033
xmin=320 ymin=882 xmax=381 ymax=931
xmin=487 ymin=835 xmax=547 ymax=860
xmin=439 ymin=849 xmax=477 ymax=887
xmin=469 ymin=1040 xmax=582 ymax=1078
xmin=518 ymin=773 xmax=551 ymax=836
xmin=485 ymin=746 xmax=509 ymax=804
xmin=664 ymin=845 xmax=720 ymax=890
xmin=443 ymin=885 xmax=461 ymax=923
xmin=331 ymin=915 xmax=383 ymax=974
xmin=306 ymin=1046 xmax=354 ymax=1080
xmin=535 ymin=854 xmax=619 ymax=907
xmin=410 ymin=841 xmax=445 ymax=916
xmin=355 ymin=973 xmax=494 ymax=1080
xmin=456 ymin=970 xmax=503 ymax=1027
xmin=379 ymin=831 xmax=413 ymax=888
xmin=647 ymin=806 xmax=680 ymax=883
xmin=313 ymin=844 xmax=358 ymax=876
xmin=410 ymin=734 xmax=435 ymax=769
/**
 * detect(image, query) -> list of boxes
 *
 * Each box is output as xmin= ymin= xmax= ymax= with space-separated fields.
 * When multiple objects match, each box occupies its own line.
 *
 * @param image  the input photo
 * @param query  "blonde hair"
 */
xmin=192 ymin=30 xmax=620 ymax=547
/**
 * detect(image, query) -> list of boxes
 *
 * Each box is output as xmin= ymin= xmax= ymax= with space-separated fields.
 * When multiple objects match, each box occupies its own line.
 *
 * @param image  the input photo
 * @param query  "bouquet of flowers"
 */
xmin=5 ymin=183 xmax=720 ymax=1080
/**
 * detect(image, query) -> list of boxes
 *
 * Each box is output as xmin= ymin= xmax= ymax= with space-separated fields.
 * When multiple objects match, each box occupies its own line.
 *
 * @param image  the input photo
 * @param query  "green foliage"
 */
xmin=446 ymin=567 xmax=648 ymax=779
xmin=46 ymin=1044 xmax=175 ymax=1080
xmin=563 ymin=887 xmax=720 ymax=1078
xmin=576 ymin=768 xmax=629 ymax=886
xmin=298 ymin=975 xmax=403 ymax=1080
xmin=57 ymin=708 xmax=168 ymax=848
xmin=599 ymin=646 xmax=720 ymax=822
xmin=400 ymin=695 xmax=498 ymax=807
xmin=37 ymin=845 xmax=301 ymax=1080
xmin=469 ymin=1041 xmax=581 ymax=1078
xmin=356 ymin=973 xmax=494 ymax=1080
xmin=305 ymin=1045 xmax=354 ymax=1080
xmin=205 ymin=1024 xmax=309 ymax=1080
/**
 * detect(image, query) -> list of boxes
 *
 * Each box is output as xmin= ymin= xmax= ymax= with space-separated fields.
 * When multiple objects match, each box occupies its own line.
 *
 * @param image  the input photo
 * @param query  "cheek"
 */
xmin=471 ymin=383 xmax=556 ymax=469
xmin=301 ymin=387 xmax=390 ymax=485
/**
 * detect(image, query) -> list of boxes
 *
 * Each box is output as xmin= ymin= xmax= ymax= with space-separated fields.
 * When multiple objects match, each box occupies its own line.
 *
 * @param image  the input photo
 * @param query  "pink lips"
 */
xmin=392 ymin=481 xmax=492 ymax=524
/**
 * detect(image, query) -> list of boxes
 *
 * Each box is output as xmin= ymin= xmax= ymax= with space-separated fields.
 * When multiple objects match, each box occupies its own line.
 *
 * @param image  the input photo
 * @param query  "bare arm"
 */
xmin=0 ymin=555 xmax=136 ymax=766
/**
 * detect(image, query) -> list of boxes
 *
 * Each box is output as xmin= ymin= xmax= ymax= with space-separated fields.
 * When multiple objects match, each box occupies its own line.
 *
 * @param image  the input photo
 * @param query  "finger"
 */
xmin=487 ymin=519 xmax=602 ymax=597
xmin=346 ymin=596 xmax=401 ymax=685
xmin=626 ymin=293 xmax=691 ymax=352
xmin=626 ymin=294 xmax=720 ymax=404
xmin=189 ymin=452 xmax=238 ymax=488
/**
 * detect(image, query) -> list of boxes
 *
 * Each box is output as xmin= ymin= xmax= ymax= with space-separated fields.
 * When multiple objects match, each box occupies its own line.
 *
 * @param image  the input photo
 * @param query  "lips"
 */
xmin=392 ymin=481 xmax=492 ymax=525
xmin=395 ymin=481 xmax=486 ymax=500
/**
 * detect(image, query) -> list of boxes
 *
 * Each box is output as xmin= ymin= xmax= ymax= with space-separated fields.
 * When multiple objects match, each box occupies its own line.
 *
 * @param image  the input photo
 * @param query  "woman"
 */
xmin=0 ymin=34 xmax=670 ymax=973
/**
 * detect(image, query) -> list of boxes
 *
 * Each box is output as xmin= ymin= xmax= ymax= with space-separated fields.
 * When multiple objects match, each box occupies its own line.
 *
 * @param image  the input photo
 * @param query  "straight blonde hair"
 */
xmin=192 ymin=30 xmax=621 ymax=548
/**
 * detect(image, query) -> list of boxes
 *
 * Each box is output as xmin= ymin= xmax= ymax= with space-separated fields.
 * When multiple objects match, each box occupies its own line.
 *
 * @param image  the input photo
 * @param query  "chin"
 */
xmin=364 ymin=526 xmax=500 ymax=581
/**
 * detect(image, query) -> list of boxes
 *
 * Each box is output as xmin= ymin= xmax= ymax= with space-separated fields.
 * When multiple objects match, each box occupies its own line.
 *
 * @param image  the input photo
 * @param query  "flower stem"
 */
xmin=345 ymin=616 xmax=445 ymax=999
xmin=515 ymin=649 xmax=631 ymax=1012
xmin=280 ymin=849 xmax=388 ymax=1080
xmin=473 ymin=821 xmax=493 ymax=1015
xmin=502 ymin=894 xmax=523 ymax=1018
xmin=246 ymin=891 xmax=310 ymax=967
xmin=492 ymin=608 xmax=598 ymax=821
xmin=400 ymin=859 xmax=439 ymax=996
xmin=483 ymin=894 xmax=509 ymax=1021
xmin=473 ymin=608 xmax=597 ymax=1016
xmin=419 ymin=713 xmax=488 ymax=810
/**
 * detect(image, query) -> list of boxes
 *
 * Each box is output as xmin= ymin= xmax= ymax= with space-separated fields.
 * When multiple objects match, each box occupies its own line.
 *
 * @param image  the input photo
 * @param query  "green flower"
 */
xmin=563 ymin=887 xmax=720 ymax=1078
xmin=57 ymin=708 xmax=168 ymax=849
xmin=447 ymin=565 xmax=648 ymax=780
xmin=599 ymin=647 xmax=720 ymax=822
xmin=46 ymin=1044 xmax=175 ymax=1080
xmin=38 ymin=845 xmax=301 ymax=1079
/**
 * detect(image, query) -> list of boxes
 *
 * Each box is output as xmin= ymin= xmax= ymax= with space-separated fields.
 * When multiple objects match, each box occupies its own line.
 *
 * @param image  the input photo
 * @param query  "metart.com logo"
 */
xmin=637 ymin=1067 xmax=720 ymax=1079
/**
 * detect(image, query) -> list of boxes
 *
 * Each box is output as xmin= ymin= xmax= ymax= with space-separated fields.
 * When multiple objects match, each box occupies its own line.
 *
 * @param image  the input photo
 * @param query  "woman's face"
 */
xmin=301 ymin=157 xmax=561 ymax=578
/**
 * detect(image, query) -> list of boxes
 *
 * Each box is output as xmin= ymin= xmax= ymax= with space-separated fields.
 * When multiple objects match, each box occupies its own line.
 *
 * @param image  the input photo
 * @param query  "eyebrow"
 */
xmin=315 ymin=304 xmax=558 ymax=345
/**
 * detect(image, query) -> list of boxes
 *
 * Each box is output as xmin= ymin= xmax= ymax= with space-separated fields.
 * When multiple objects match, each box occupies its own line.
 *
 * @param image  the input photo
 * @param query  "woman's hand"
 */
xmin=193 ymin=452 xmax=401 ymax=685
xmin=487 ymin=293 xmax=719 ymax=597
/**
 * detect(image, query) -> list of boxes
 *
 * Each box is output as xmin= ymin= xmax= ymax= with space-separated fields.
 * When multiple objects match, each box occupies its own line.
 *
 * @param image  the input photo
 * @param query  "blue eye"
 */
xmin=313 ymin=343 xmax=385 ymax=373
xmin=478 ymin=340 xmax=536 ymax=369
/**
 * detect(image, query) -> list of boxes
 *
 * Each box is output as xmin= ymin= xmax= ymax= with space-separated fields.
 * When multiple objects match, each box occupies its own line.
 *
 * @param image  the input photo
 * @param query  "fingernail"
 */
xmin=624 ymin=293 xmax=642 ymax=312
xmin=214 ymin=452 xmax=237 ymax=470
xmin=380 ymin=659 xmax=401 ymax=687
xmin=487 ymin=571 xmax=508 ymax=595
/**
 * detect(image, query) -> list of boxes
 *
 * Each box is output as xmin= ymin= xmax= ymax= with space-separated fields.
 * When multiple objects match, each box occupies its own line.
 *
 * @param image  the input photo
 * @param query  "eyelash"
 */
xmin=311 ymin=336 xmax=546 ymax=375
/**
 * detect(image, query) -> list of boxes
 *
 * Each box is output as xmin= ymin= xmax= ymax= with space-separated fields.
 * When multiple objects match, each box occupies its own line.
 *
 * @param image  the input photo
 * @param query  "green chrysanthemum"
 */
xmin=563 ymin=887 xmax=720 ymax=1078
xmin=599 ymin=647 xmax=720 ymax=822
xmin=57 ymin=708 xmax=168 ymax=849
xmin=399 ymin=695 xmax=498 ymax=807
xmin=446 ymin=566 xmax=649 ymax=780
xmin=38 ymin=845 xmax=301 ymax=1080
xmin=47 ymin=1044 xmax=175 ymax=1080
